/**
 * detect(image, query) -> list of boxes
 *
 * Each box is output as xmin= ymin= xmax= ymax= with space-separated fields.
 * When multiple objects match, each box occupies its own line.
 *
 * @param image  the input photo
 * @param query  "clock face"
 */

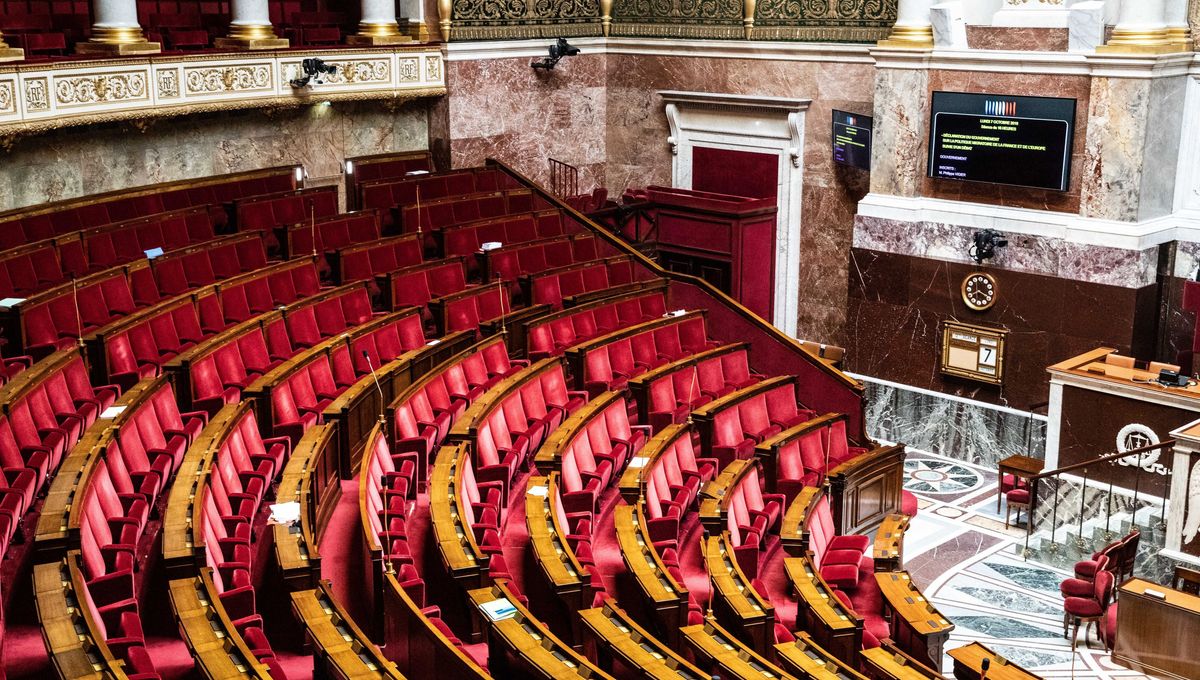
xmin=962 ymin=272 xmax=997 ymax=311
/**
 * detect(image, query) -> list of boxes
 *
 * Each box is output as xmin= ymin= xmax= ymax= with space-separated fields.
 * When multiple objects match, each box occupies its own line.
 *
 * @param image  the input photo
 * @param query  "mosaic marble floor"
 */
xmin=899 ymin=450 xmax=1163 ymax=679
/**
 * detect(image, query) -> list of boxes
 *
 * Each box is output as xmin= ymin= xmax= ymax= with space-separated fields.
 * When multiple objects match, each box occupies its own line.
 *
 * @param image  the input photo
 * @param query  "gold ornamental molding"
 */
xmin=0 ymin=47 xmax=446 ymax=143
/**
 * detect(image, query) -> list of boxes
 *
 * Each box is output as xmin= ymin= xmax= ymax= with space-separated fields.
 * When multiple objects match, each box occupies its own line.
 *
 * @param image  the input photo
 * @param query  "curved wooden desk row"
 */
xmin=430 ymin=442 xmax=491 ymax=589
xmin=272 ymin=423 xmax=338 ymax=591
xmin=705 ymin=532 xmax=775 ymax=655
xmin=34 ymin=553 xmax=137 ymax=680
xmin=291 ymin=581 xmax=404 ymax=679
xmin=874 ymin=572 xmax=954 ymax=672
xmin=579 ymin=599 xmax=708 ymax=680
xmin=526 ymin=473 xmax=590 ymax=612
xmin=613 ymin=502 xmax=690 ymax=646
xmin=787 ymin=554 xmax=863 ymax=663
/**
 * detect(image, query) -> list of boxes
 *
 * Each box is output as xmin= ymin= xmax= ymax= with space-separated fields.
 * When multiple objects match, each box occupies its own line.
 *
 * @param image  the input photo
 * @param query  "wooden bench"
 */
xmin=169 ymin=569 xmax=275 ymax=679
xmin=785 ymin=555 xmax=863 ymax=663
xmin=291 ymin=581 xmax=404 ymax=678
xmin=775 ymin=631 xmax=869 ymax=680
xmin=467 ymin=579 xmax=615 ymax=679
xmin=875 ymin=571 xmax=954 ymax=672
xmin=34 ymin=554 xmax=129 ymax=679
xmin=681 ymin=618 xmax=796 ymax=680
xmin=578 ymin=599 xmax=708 ymax=680
xmin=613 ymin=502 xmax=690 ymax=647
xmin=705 ymin=531 xmax=775 ymax=655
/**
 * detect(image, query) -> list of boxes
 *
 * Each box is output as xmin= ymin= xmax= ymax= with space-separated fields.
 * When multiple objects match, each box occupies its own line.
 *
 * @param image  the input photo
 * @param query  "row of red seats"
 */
xmin=724 ymin=463 xmax=785 ymax=580
xmin=442 ymin=211 xmax=571 ymax=265
xmin=484 ymin=233 xmax=602 ymax=285
xmin=0 ymin=352 xmax=119 ymax=553
xmin=11 ymin=235 xmax=273 ymax=357
xmin=398 ymin=189 xmax=542 ymax=235
xmin=358 ymin=167 xmax=519 ymax=215
xmin=707 ymin=378 xmax=815 ymax=468
xmin=774 ymin=415 xmax=865 ymax=499
xmin=550 ymin=475 xmax=608 ymax=608
xmin=0 ymin=166 xmax=295 ymax=249
xmin=640 ymin=426 xmax=717 ymax=547
xmin=384 ymin=258 xmax=469 ymax=328
xmin=558 ymin=394 xmax=647 ymax=516
xmin=80 ymin=206 xmax=219 ymax=274
xmin=184 ymin=286 xmax=405 ymax=415
xmin=201 ymin=406 xmax=291 ymax=678
xmin=235 ymin=187 xmax=339 ymax=253
xmin=529 ymin=255 xmax=656 ymax=310
xmin=109 ymin=380 xmax=208 ymax=506
xmin=333 ymin=234 xmax=422 ymax=287
xmin=363 ymin=430 xmax=420 ymax=575
xmin=282 ymin=210 xmax=382 ymax=260
xmin=437 ymin=284 xmax=512 ymax=336
xmin=101 ymin=262 xmax=323 ymax=389
xmin=576 ymin=311 xmax=716 ymax=396
xmin=344 ymin=151 xmax=432 ymax=202
xmin=808 ymin=494 xmax=872 ymax=591
xmin=78 ymin=461 xmax=161 ymax=680
xmin=638 ymin=344 xmax=760 ymax=431
xmin=393 ymin=337 xmax=526 ymax=470
xmin=267 ymin=310 xmax=425 ymax=445
xmin=526 ymin=288 xmax=667 ymax=360
xmin=472 ymin=360 xmax=586 ymax=496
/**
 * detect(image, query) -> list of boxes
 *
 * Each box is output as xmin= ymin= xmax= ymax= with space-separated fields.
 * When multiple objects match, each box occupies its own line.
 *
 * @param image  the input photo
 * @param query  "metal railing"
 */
xmin=1022 ymin=440 xmax=1174 ymax=557
xmin=548 ymin=157 xmax=578 ymax=200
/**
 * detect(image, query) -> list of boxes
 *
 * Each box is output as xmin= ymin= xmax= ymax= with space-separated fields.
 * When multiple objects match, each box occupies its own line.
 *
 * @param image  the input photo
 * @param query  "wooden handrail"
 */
xmin=1029 ymin=439 xmax=1175 ymax=481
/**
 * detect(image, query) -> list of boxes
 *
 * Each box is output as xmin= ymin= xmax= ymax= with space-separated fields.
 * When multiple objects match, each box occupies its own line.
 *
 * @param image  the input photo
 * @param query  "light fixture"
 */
xmin=344 ymin=160 xmax=354 ymax=174
xmin=970 ymin=229 xmax=1008 ymax=264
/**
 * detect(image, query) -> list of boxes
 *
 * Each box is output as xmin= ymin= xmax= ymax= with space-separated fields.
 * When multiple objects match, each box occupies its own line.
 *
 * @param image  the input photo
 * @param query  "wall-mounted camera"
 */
xmin=531 ymin=38 xmax=580 ymax=71
xmin=290 ymin=58 xmax=338 ymax=88
xmin=970 ymin=229 xmax=1008 ymax=264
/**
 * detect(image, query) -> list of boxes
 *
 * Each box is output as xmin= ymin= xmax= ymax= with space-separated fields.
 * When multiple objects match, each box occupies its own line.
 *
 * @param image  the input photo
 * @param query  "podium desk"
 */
xmin=947 ymin=642 xmax=1037 ymax=680
xmin=1113 ymin=578 xmax=1200 ymax=679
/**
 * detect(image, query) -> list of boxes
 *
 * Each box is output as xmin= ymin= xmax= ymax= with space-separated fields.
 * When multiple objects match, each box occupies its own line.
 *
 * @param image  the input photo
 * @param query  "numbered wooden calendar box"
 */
xmin=940 ymin=320 xmax=1009 ymax=385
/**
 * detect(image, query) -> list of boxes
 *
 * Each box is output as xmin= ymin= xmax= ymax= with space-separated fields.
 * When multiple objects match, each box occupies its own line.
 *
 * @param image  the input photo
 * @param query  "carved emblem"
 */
xmin=24 ymin=78 xmax=49 ymax=111
xmin=0 ymin=82 xmax=13 ymax=113
xmin=56 ymin=74 xmax=147 ymax=105
xmin=425 ymin=56 xmax=442 ymax=82
xmin=185 ymin=65 xmax=272 ymax=94
xmin=397 ymin=58 xmax=420 ymax=82
xmin=157 ymin=69 xmax=180 ymax=98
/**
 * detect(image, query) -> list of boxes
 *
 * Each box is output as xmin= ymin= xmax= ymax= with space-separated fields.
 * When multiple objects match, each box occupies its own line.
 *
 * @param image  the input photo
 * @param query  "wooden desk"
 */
xmin=698 ymin=458 xmax=751 ymax=534
xmin=525 ymin=474 xmax=588 ymax=613
xmin=467 ymin=580 xmax=616 ymax=680
xmin=578 ymin=600 xmax=708 ymax=680
xmin=947 ymin=642 xmax=1038 ymax=680
xmin=1112 ymin=578 xmax=1200 ymax=680
xmin=617 ymin=423 xmax=691 ymax=505
xmin=875 ymin=571 xmax=953 ymax=672
xmin=291 ymin=581 xmax=403 ymax=679
xmin=995 ymin=455 xmax=1042 ymax=512
xmin=781 ymin=486 xmax=822 ymax=557
xmin=681 ymin=618 xmax=797 ymax=680
xmin=613 ymin=503 xmax=689 ymax=645
xmin=861 ymin=642 xmax=945 ymax=680
xmin=785 ymin=556 xmax=862 ymax=664
xmin=873 ymin=514 xmax=909 ymax=572
xmin=775 ymin=632 xmax=869 ymax=680
xmin=704 ymin=533 xmax=774 ymax=655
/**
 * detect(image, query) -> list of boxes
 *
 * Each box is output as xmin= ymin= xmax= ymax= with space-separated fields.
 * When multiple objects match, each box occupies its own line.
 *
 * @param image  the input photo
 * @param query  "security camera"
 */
xmin=531 ymin=38 xmax=580 ymax=71
xmin=970 ymin=229 xmax=1008 ymax=264
xmin=290 ymin=58 xmax=338 ymax=88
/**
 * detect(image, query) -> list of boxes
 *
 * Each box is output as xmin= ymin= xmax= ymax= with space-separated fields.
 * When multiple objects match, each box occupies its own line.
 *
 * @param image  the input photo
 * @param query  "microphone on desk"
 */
xmin=363 ymin=350 xmax=386 ymax=425
xmin=981 ymin=657 xmax=990 ymax=680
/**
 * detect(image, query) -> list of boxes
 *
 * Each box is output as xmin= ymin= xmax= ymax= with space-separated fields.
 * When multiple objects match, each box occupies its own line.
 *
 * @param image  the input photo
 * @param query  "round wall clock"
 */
xmin=961 ymin=272 xmax=998 ymax=311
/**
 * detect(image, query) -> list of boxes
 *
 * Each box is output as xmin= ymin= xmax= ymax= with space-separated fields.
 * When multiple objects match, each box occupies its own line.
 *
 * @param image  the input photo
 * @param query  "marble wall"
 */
xmin=603 ymin=52 xmax=876 ymax=344
xmin=0 ymin=100 xmax=430 ymax=213
xmin=432 ymin=53 xmax=608 ymax=195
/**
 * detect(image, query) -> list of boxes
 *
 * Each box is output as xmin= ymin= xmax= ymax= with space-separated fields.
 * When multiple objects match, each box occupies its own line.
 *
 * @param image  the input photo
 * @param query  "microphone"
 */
xmin=981 ymin=657 xmax=990 ymax=680
xmin=363 ymin=350 xmax=386 ymax=425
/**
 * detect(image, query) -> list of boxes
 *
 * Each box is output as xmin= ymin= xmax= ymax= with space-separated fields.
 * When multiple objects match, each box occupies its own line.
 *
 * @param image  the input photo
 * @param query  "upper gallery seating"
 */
xmin=343 ymin=150 xmax=434 ymax=209
xmin=524 ymin=283 xmax=669 ymax=360
xmin=567 ymin=310 xmax=719 ymax=396
xmin=628 ymin=342 xmax=759 ymax=431
xmin=234 ymin=186 xmax=340 ymax=253
xmin=0 ymin=166 xmax=296 ymax=249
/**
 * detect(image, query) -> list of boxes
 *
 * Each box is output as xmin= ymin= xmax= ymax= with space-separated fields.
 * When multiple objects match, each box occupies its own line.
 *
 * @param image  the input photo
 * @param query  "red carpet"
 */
xmin=321 ymin=479 xmax=370 ymax=627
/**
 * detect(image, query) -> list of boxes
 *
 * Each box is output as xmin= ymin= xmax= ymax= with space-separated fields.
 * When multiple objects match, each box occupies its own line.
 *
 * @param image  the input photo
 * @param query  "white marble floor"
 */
xmin=901 ymin=450 xmax=1163 ymax=680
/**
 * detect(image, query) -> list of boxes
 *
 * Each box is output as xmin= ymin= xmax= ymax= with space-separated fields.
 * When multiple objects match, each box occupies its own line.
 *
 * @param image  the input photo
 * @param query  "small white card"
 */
xmin=628 ymin=456 xmax=649 ymax=469
xmin=426 ymin=339 xmax=441 ymax=346
xmin=0 ymin=297 xmax=25 ymax=308
xmin=144 ymin=247 xmax=165 ymax=259
xmin=405 ymin=170 xmax=430 ymax=176
xmin=480 ymin=597 xmax=517 ymax=621
xmin=269 ymin=501 xmax=302 ymax=526
xmin=481 ymin=242 xmax=503 ymax=251
xmin=527 ymin=485 xmax=549 ymax=497
xmin=100 ymin=406 xmax=127 ymax=419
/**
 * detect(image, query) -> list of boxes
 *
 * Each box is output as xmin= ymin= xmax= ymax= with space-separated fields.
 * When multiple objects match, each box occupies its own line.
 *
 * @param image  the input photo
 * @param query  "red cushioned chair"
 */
xmin=1063 ymin=570 xmax=1114 ymax=645
xmin=1005 ymin=488 xmax=1031 ymax=529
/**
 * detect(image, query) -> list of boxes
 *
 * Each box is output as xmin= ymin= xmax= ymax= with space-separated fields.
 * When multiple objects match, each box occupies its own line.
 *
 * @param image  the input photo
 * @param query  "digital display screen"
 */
xmin=927 ymin=91 xmax=1076 ymax=192
xmin=832 ymin=110 xmax=872 ymax=171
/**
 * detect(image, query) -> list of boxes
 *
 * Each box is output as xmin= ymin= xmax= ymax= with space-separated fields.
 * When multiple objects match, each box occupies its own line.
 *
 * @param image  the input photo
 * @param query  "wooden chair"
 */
xmin=1148 ymin=360 xmax=1181 ymax=373
xmin=1174 ymin=565 xmax=1200 ymax=595
xmin=1104 ymin=354 xmax=1135 ymax=369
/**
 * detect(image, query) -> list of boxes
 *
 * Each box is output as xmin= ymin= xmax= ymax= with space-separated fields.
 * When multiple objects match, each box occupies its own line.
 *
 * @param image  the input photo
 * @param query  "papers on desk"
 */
xmin=480 ymin=597 xmax=517 ymax=621
xmin=481 ymin=241 xmax=502 ymax=251
xmin=100 ymin=406 xmax=127 ymax=419
xmin=405 ymin=170 xmax=430 ymax=176
xmin=144 ymin=247 xmax=164 ymax=259
xmin=527 ymin=485 xmax=549 ymax=497
xmin=0 ymin=298 xmax=25 ymax=308
xmin=269 ymin=501 xmax=302 ymax=526
xmin=627 ymin=456 xmax=649 ymax=469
